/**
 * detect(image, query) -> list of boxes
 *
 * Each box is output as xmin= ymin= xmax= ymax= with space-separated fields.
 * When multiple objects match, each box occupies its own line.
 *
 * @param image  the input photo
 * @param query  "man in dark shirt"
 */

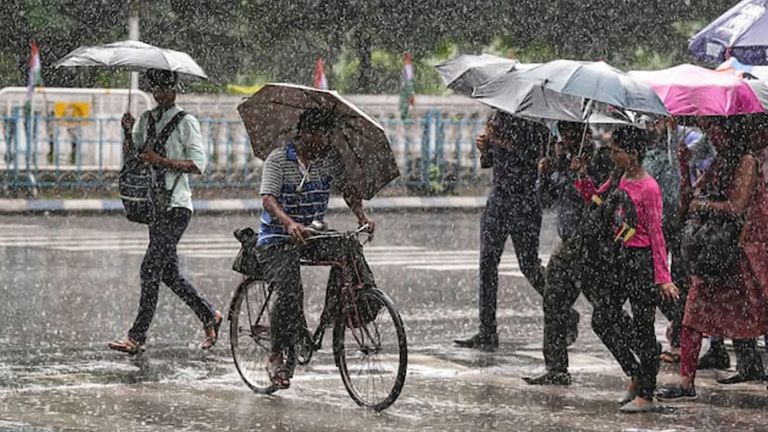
xmin=454 ymin=111 xmax=579 ymax=351
xmin=525 ymin=121 xmax=615 ymax=384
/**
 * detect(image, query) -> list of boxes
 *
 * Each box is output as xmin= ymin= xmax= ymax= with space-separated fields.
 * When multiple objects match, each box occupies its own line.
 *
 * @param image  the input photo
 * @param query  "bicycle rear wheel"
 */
xmin=333 ymin=288 xmax=407 ymax=411
xmin=230 ymin=277 xmax=276 ymax=394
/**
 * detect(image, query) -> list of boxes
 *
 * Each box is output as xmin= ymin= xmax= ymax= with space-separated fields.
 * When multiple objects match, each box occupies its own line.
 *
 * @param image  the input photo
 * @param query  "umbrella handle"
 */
xmin=577 ymin=122 xmax=589 ymax=156
xmin=578 ymin=99 xmax=594 ymax=156
xmin=128 ymin=85 xmax=132 ymax=114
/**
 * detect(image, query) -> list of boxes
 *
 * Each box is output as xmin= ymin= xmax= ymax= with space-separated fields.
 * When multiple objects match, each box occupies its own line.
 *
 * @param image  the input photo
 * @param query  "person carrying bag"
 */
xmin=109 ymin=69 xmax=221 ymax=355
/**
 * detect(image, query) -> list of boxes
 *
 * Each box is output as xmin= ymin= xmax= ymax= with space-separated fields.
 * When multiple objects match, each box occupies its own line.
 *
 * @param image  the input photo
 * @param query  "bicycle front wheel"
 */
xmin=333 ymin=288 xmax=407 ymax=411
xmin=230 ymin=277 xmax=276 ymax=394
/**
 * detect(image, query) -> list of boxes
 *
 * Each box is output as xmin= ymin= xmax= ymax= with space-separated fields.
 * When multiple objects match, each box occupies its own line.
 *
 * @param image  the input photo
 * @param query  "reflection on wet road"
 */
xmin=1 ymin=213 xmax=768 ymax=431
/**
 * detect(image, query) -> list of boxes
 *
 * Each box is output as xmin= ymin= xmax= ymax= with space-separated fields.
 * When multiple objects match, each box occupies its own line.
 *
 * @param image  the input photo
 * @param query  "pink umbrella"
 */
xmin=629 ymin=64 xmax=765 ymax=116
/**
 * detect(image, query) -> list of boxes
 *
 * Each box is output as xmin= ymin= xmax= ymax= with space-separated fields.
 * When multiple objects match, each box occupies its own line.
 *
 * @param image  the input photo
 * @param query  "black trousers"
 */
xmin=592 ymin=248 xmax=660 ymax=400
xmin=542 ymin=239 xmax=637 ymax=373
xmin=128 ymin=208 xmax=217 ymax=344
xmin=257 ymin=236 xmax=375 ymax=352
xmin=479 ymin=191 xmax=556 ymax=334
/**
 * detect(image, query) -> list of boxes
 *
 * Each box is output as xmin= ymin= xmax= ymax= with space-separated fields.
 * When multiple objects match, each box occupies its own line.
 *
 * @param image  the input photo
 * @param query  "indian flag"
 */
xmin=313 ymin=57 xmax=328 ymax=90
xmin=399 ymin=52 xmax=415 ymax=119
xmin=26 ymin=42 xmax=42 ymax=107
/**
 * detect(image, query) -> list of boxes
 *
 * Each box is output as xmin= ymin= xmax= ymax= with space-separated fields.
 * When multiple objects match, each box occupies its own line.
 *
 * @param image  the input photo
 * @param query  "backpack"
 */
xmin=119 ymin=111 xmax=187 ymax=224
xmin=578 ymin=177 xmax=639 ymax=268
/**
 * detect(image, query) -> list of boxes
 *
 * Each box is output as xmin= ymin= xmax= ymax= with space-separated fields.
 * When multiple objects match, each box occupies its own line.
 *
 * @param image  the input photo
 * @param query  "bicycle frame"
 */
xmin=243 ymin=227 xmax=373 ymax=360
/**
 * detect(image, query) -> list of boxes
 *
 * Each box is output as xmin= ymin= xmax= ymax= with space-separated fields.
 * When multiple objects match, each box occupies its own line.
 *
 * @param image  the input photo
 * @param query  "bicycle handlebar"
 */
xmin=304 ymin=223 xmax=372 ymax=239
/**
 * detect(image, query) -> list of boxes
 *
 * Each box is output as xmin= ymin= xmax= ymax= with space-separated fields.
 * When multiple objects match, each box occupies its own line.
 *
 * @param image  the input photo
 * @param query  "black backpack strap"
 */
xmin=154 ymin=111 xmax=188 ymax=155
xmin=153 ymin=111 xmax=188 ymax=199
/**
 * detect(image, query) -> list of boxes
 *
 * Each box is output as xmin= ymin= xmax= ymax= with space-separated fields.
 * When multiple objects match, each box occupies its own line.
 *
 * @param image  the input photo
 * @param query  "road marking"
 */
xmin=0 ymin=227 xmax=548 ymax=274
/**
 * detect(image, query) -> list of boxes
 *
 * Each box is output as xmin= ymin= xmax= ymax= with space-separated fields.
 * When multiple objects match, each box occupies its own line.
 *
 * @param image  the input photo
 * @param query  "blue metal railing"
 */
xmin=0 ymin=110 xmax=487 ymax=193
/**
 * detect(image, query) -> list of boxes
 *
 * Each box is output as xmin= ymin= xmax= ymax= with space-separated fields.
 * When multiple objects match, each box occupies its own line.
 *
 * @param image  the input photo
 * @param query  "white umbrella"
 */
xmin=515 ymin=60 xmax=669 ymax=116
xmin=238 ymin=83 xmax=400 ymax=200
xmin=54 ymin=40 xmax=207 ymax=109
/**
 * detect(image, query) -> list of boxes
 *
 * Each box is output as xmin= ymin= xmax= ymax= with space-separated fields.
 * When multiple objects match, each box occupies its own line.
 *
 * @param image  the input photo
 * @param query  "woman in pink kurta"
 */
xmin=573 ymin=126 xmax=679 ymax=413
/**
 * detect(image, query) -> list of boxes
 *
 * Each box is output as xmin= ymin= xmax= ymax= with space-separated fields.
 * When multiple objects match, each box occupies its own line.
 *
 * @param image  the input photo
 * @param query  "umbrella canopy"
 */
xmin=472 ymin=69 xmax=635 ymax=124
xmin=689 ymin=0 xmax=768 ymax=65
xmin=717 ymin=57 xmax=768 ymax=80
xmin=629 ymin=64 xmax=765 ymax=116
xmin=514 ymin=60 xmax=669 ymax=116
xmin=237 ymin=83 xmax=399 ymax=200
xmin=54 ymin=40 xmax=208 ymax=78
xmin=435 ymin=54 xmax=519 ymax=95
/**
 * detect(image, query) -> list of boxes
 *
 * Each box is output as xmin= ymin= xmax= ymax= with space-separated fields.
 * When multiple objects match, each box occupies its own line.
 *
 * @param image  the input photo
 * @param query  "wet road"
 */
xmin=1 ymin=211 xmax=768 ymax=431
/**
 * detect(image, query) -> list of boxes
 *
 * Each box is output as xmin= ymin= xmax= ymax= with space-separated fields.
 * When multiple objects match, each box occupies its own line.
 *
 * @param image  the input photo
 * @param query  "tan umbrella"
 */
xmin=238 ymin=83 xmax=400 ymax=200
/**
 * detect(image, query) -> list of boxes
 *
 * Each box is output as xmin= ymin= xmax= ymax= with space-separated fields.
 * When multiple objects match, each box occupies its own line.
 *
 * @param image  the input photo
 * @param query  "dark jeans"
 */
xmin=128 ymin=208 xmax=217 ymax=344
xmin=257 ymin=236 xmax=375 ymax=353
xmin=542 ymin=239 xmax=637 ymax=373
xmin=591 ymin=247 xmax=660 ymax=400
xmin=479 ymin=191 xmax=552 ymax=334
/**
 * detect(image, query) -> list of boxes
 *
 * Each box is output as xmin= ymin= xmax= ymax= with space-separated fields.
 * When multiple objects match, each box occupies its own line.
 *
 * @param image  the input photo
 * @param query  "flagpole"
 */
xmin=127 ymin=0 xmax=140 ymax=113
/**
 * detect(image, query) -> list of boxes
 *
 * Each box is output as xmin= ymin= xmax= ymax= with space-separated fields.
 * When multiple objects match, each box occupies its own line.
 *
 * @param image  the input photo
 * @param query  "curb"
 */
xmin=0 ymin=196 xmax=488 ymax=215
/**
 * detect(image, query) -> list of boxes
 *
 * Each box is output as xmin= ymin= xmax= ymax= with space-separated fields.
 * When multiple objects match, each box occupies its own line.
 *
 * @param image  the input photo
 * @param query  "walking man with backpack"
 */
xmin=108 ymin=68 xmax=221 ymax=354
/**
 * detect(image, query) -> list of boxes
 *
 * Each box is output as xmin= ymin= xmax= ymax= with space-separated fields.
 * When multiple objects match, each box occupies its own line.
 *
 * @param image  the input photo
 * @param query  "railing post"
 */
xmin=434 ymin=110 xmax=445 ymax=173
xmin=470 ymin=113 xmax=481 ymax=179
xmin=419 ymin=110 xmax=432 ymax=185
xmin=455 ymin=115 xmax=464 ymax=179
xmin=12 ymin=108 xmax=20 ymax=189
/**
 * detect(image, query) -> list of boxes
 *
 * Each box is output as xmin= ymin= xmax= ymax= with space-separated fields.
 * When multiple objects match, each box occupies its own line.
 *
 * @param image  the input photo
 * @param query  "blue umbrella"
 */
xmin=689 ymin=0 xmax=768 ymax=65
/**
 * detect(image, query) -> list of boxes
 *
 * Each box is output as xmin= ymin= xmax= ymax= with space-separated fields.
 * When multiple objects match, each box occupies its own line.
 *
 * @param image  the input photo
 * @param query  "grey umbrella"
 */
xmin=435 ymin=54 xmax=519 ymax=95
xmin=54 ymin=40 xmax=208 ymax=109
xmin=472 ymin=69 xmax=635 ymax=125
xmin=514 ymin=59 xmax=669 ymax=116
xmin=237 ymin=83 xmax=400 ymax=200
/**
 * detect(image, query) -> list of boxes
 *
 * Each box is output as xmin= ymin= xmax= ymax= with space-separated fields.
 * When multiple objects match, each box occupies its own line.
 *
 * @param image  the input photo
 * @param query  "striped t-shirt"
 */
xmin=258 ymin=140 xmax=347 ymax=246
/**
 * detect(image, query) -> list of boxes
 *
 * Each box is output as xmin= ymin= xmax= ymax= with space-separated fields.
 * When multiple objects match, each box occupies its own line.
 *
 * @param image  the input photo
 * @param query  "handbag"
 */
xmin=681 ymin=208 xmax=743 ymax=278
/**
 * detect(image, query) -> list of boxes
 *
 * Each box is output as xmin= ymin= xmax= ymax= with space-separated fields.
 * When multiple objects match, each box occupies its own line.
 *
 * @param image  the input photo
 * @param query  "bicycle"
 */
xmin=228 ymin=224 xmax=408 ymax=411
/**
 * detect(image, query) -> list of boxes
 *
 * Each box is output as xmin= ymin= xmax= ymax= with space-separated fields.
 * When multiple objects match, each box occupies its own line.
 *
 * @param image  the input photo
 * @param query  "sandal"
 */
xmin=107 ymin=336 xmax=144 ymax=355
xmin=266 ymin=355 xmax=291 ymax=390
xmin=200 ymin=310 xmax=223 ymax=350
xmin=660 ymin=350 xmax=681 ymax=364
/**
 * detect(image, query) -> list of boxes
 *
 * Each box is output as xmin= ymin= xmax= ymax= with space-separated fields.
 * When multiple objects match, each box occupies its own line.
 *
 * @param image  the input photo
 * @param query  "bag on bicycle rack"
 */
xmin=351 ymin=294 xmax=381 ymax=328
xmin=232 ymin=227 xmax=264 ymax=279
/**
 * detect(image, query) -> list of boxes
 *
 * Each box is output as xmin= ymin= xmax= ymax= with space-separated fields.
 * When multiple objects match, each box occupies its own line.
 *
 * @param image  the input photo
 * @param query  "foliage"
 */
xmin=0 ymin=0 xmax=746 ymax=94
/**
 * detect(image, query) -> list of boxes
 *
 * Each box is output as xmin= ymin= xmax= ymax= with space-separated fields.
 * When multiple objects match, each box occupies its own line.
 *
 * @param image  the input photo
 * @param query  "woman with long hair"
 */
xmin=657 ymin=116 xmax=768 ymax=400
xmin=574 ymin=126 xmax=679 ymax=413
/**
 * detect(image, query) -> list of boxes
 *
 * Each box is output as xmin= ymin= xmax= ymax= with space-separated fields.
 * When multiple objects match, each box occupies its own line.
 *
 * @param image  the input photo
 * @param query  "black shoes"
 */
xmin=717 ymin=373 xmax=765 ymax=384
xmin=454 ymin=332 xmax=499 ymax=352
xmin=698 ymin=346 xmax=731 ymax=370
xmin=523 ymin=370 xmax=572 ymax=386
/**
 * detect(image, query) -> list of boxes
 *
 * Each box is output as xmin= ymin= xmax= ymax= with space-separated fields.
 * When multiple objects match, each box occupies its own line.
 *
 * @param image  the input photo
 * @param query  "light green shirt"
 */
xmin=131 ymin=104 xmax=207 ymax=211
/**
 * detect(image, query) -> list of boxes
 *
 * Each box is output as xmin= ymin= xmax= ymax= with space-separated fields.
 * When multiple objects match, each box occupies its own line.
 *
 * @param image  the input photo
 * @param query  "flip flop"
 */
xmin=266 ymin=359 xmax=291 ymax=390
xmin=107 ymin=337 xmax=144 ymax=355
xmin=660 ymin=350 xmax=681 ymax=363
xmin=201 ymin=310 xmax=223 ymax=350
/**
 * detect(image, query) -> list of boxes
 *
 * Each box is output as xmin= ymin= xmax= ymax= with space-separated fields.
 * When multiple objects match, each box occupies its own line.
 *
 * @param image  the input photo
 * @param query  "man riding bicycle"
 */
xmin=257 ymin=107 xmax=376 ymax=390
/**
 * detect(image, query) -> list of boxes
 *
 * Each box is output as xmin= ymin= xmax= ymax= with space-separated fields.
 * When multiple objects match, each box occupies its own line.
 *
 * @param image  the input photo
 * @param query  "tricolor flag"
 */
xmin=26 ymin=42 xmax=42 ymax=108
xmin=399 ymin=52 xmax=415 ymax=119
xmin=313 ymin=57 xmax=328 ymax=90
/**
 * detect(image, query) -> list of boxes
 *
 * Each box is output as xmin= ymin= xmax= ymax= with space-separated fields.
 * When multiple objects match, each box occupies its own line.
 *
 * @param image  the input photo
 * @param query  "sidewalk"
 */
xmin=0 ymin=196 xmax=488 ymax=214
